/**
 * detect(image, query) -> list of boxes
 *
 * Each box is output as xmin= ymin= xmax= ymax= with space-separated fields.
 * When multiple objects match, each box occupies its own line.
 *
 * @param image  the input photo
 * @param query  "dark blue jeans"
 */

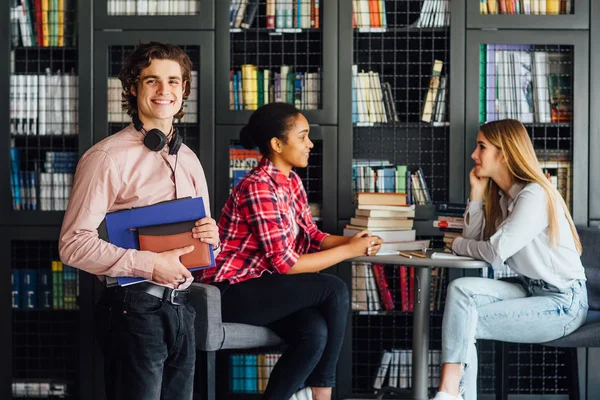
xmin=94 ymin=287 xmax=196 ymax=400
xmin=217 ymin=272 xmax=350 ymax=399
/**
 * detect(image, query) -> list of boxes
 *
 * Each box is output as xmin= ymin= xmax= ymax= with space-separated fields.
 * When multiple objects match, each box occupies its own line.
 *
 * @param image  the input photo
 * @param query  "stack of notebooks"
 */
xmin=344 ymin=192 xmax=429 ymax=254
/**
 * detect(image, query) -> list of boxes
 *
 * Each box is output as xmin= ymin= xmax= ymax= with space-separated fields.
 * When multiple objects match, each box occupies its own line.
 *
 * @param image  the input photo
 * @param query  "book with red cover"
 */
xmin=137 ymin=221 xmax=212 ymax=269
xmin=371 ymin=264 xmax=394 ymax=311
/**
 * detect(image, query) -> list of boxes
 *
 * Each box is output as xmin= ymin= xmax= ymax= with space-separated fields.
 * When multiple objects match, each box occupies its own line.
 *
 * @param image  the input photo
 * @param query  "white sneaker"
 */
xmin=431 ymin=391 xmax=464 ymax=400
xmin=290 ymin=387 xmax=312 ymax=400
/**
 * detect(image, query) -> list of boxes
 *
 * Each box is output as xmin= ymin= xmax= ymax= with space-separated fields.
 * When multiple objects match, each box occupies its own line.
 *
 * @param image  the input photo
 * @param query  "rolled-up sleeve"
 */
xmin=296 ymin=182 xmax=329 ymax=251
xmin=453 ymin=185 xmax=549 ymax=271
xmin=240 ymin=182 xmax=300 ymax=274
xmin=59 ymin=151 xmax=156 ymax=280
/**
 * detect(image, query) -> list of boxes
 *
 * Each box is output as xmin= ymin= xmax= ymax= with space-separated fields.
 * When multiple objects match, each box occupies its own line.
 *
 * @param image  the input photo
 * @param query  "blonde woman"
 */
xmin=432 ymin=119 xmax=588 ymax=400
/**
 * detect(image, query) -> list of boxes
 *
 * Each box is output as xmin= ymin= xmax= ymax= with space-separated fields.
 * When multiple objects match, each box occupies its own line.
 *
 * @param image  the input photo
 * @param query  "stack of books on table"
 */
xmin=433 ymin=203 xmax=466 ymax=253
xmin=345 ymin=192 xmax=429 ymax=254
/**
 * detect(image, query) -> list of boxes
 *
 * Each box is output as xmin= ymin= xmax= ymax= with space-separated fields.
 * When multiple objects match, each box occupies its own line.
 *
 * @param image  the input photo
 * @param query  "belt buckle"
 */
xmin=169 ymin=289 xmax=187 ymax=305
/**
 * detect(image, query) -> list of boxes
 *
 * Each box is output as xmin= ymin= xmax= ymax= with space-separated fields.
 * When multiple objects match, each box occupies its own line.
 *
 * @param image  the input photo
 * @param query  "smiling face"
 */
xmin=277 ymin=114 xmax=313 ymax=169
xmin=471 ymin=131 xmax=506 ymax=179
xmin=131 ymin=58 xmax=185 ymax=129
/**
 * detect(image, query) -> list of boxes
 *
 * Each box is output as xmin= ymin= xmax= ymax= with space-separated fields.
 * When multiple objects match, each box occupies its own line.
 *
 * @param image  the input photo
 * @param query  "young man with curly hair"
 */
xmin=59 ymin=42 xmax=219 ymax=400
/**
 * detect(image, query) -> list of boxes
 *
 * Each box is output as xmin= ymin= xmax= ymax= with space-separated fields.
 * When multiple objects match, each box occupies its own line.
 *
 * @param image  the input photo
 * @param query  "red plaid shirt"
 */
xmin=201 ymin=158 xmax=328 ymax=284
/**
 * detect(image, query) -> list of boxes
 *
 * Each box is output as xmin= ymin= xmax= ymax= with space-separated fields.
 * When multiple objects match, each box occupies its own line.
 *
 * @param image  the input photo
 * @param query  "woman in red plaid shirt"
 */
xmin=201 ymin=103 xmax=382 ymax=400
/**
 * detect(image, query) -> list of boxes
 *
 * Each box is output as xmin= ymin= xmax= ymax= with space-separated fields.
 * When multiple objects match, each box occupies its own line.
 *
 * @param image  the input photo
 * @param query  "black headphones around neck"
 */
xmin=133 ymin=114 xmax=183 ymax=156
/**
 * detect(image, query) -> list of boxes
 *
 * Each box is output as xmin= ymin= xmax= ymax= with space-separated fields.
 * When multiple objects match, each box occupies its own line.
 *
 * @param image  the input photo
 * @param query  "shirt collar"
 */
xmin=498 ymin=182 xmax=525 ymax=200
xmin=259 ymin=157 xmax=290 ymax=186
xmin=508 ymin=182 xmax=525 ymax=199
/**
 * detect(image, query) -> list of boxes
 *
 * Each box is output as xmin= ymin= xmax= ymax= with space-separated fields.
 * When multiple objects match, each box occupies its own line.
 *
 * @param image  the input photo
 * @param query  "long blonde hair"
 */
xmin=479 ymin=119 xmax=581 ymax=254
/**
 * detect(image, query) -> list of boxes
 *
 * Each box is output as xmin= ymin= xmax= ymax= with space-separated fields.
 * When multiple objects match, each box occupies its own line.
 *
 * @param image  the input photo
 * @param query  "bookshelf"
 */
xmin=213 ymin=3 xmax=337 ymax=397
xmin=0 ymin=0 xmax=597 ymax=398
xmin=94 ymin=0 xmax=214 ymax=30
xmin=215 ymin=0 xmax=338 ymax=125
xmin=465 ymin=30 xmax=589 ymax=225
xmin=2 ymin=1 xmax=91 ymax=227
xmin=2 ymin=225 xmax=94 ymax=400
xmin=465 ymin=21 xmax=590 ymax=400
xmin=0 ymin=0 xmax=94 ymax=397
xmin=466 ymin=0 xmax=589 ymax=30
xmin=336 ymin=1 xmax=452 ymax=398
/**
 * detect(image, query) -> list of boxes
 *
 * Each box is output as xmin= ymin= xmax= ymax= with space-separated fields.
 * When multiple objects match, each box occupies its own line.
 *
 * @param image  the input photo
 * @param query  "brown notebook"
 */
xmin=137 ymin=221 xmax=211 ymax=269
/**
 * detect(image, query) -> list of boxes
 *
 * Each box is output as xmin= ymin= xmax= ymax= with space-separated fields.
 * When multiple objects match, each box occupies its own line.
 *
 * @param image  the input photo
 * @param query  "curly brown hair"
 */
xmin=118 ymin=42 xmax=193 ymax=120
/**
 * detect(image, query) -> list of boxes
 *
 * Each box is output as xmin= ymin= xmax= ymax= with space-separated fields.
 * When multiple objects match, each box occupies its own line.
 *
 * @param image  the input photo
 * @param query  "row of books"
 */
xmin=10 ymin=71 xmax=78 ymax=136
xmin=539 ymin=159 xmax=571 ymax=208
xmin=229 ymin=145 xmax=262 ymax=191
xmin=352 ymin=168 xmax=432 ymax=206
xmin=353 ymin=0 xmax=448 ymax=30
xmin=11 ymin=149 xmax=76 ymax=211
xmin=12 ymin=380 xmax=68 ymax=398
xmin=352 ymin=263 xmax=447 ymax=313
xmin=11 ymin=262 xmax=79 ymax=310
xmin=352 ymin=0 xmax=387 ymax=29
xmin=352 ymin=66 xmax=399 ymax=125
xmin=480 ymin=0 xmax=572 ymax=15
xmin=373 ymin=349 xmax=441 ymax=390
xmin=421 ymin=60 xmax=447 ymax=124
xmin=353 ymin=160 xmax=405 ymax=193
xmin=106 ymin=0 xmax=199 ymax=15
xmin=229 ymin=66 xmax=320 ymax=111
xmin=10 ymin=0 xmax=76 ymax=48
xmin=229 ymin=353 xmax=282 ymax=393
xmin=107 ymin=72 xmax=199 ymax=123
xmin=415 ymin=0 xmax=450 ymax=28
xmin=480 ymin=46 xmax=571 ymax=124
xmin=230 ymin=0 xmax=320 ymax=30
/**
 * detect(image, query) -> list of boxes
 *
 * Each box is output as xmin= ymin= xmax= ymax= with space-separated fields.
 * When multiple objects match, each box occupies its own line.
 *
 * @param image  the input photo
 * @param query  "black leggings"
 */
xmin=217 ymin=272 xmax=349 ymax=400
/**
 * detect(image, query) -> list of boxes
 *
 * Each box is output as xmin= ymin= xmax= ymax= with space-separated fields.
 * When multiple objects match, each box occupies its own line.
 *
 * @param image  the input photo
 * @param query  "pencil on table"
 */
xmin=410 ymin=252 xmax=426 ymax=258
xmin=399 ymin=252 xmax=412 ymax=259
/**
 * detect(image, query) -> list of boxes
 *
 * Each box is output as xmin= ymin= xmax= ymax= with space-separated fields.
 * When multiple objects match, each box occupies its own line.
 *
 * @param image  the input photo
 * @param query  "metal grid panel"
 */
xmin=352 ymin=1 xmax=450 ymax=204
xmin=11 ymin=241 xmax=79 ymax=398
xmin=477 ymin=340 xmax=497 ymax=394
xmin=476 ymin=42 xmax=575 ymax=394
xmin=229 ymin=0 xmax=323 ymax=110
xmin=106 ymin=0 xmax=201 ymax=15
xmin=479 ymin=43 xmax=573 ymax=209
xmin=9 ymin=11 xmax=79 ymax=212
xmin=106 ymin=44 xmax=201 ymax=155
xmin=350 ymin=2 xmax=450 ymax=395
xmin=351 ymin=265 xmax=447 ymax=395
xmin=477 ymin=341 xmax=570 ymax=395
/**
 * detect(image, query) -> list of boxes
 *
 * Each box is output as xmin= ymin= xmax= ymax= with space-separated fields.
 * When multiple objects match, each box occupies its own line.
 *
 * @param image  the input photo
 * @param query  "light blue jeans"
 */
xmin=441 ymin=276 xmax=588 ymax=400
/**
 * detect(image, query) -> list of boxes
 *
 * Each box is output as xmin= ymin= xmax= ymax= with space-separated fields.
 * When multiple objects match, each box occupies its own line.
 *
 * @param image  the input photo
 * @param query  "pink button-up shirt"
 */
xmin=59 ymin=124 xmax=212 ymax=289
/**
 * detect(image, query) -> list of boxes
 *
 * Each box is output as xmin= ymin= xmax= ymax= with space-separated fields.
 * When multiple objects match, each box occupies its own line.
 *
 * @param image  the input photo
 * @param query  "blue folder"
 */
xmin=100 ymin=197 xmax=215 ymax=286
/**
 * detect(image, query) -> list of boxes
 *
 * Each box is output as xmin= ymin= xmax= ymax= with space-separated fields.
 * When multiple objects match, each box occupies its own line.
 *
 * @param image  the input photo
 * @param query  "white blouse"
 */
xmin=452 ymin=182 xmax=586 ymax=289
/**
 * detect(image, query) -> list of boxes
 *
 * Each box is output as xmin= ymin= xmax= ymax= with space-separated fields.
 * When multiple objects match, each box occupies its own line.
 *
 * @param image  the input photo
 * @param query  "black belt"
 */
xmin=122 ymin=282 xmax=190 ymax=305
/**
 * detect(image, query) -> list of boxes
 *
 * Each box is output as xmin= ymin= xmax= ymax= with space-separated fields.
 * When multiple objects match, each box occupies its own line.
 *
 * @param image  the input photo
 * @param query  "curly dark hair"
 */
xmin=118 ymin=42 xmax=193 ymax=120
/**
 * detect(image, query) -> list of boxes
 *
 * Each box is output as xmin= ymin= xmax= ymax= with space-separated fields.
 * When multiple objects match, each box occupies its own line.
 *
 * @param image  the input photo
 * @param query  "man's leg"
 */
xmin=103 ymin=289 xmax=169 ymax=400
xmin=160 ymin=303 xmax=197 ymax=400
